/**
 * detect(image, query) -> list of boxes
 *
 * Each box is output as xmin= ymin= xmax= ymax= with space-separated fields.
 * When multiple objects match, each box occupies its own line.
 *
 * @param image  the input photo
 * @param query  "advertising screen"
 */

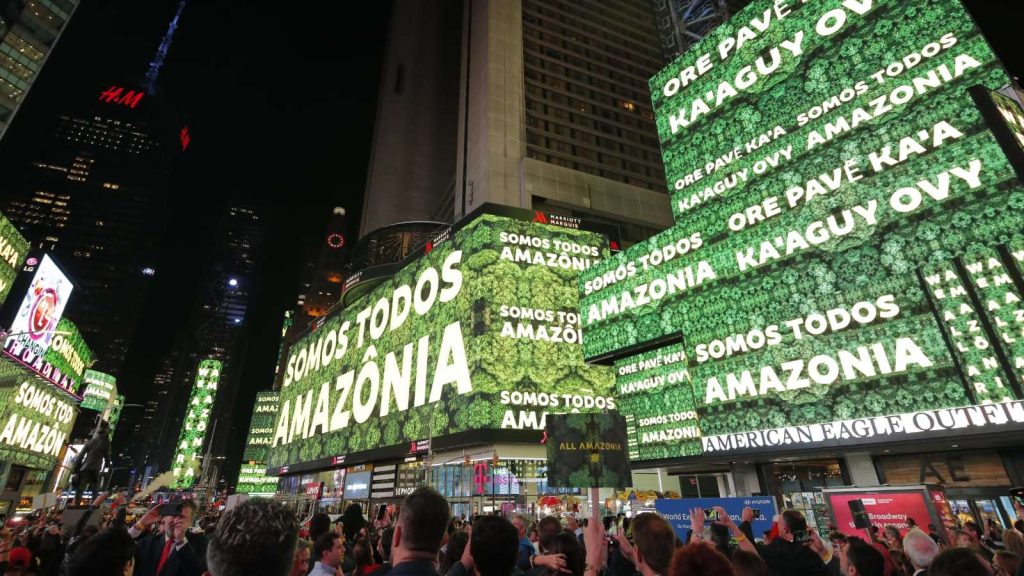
xmin=578 ymin=0 xmax=1024 ymax=460
xmin=654 ymin=496 xmax=778 ymax=542
xmin=0 ymin=379 xmax=77 ymax=469
xmin=267 ymin=210 xmax=616 ymax=470
xmin=80 ymin=370 xmax=117 ymax=413
xmin=3 ymin=257 xmax=91 ymax=395
xmin=170 ymin=358 xmax=221 ymax=489
xmin=827 ymin=489 xmax=933 ymax=537
xmin=0 ymin=213 xmax=28 ymax=306
xmin=7 ymin=254 xmax=72 ymax=351
xmin=344 ymin=471 xmax=372 ymax=500
xmin=236 ymin=391 xmax=279 ymax=496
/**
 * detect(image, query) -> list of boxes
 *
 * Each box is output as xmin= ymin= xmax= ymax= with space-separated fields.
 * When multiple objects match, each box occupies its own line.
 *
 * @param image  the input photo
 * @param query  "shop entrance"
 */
xmin=948 ymin=497 xmax=1012 ymax=531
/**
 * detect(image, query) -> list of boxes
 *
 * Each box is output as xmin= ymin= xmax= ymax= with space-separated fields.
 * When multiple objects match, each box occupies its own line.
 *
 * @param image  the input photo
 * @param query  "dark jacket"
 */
xmin=391 ymin=559 xmax=442 ymax=576
xmin=77 ymin=433 xmax=110 ymax=473
xmin=755 ymin=537 xmax=830 ymax=576
xmin=134 ymin=534 xmax=204 ymax=576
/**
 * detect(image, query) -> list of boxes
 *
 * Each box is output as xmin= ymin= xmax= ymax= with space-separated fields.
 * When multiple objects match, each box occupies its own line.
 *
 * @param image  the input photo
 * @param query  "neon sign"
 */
xmin=98 ymin=86 xmax=144 ymax=109
xmin=179 ymin=126 xmax=190 ymax=151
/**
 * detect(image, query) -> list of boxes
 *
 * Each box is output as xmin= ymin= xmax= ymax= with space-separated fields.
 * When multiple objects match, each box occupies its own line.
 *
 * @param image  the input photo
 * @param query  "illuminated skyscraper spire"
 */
xmin=144 ymin=0 xmax=187 ymax=94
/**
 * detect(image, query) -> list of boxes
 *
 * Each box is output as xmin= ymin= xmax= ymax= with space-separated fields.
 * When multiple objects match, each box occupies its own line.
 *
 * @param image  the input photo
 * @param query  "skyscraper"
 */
xmin=651 ymin=0 xmax=752 ymax=62
xmin=1 ymin=1 xmax=189 ymax=375
xmin=361 ymin=0 xmax=673 ymax=245
xmin=0 ymin=0 xmax=80 ymax=141
xmin=134 ymin=201 xmax=266 ymax=486
xmin=296 ymin=206 xmax=350 ymax=319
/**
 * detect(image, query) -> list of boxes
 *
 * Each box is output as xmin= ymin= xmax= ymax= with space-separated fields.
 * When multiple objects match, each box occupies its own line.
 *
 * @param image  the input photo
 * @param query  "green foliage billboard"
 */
xmin=0 ymin=212 xmax=28 ymax=306
xmin=237 ymin=391 xmax=279 ymax=496
xmin=80 ymin=369 xmax=117 ymax=413
xmin=267 ymin=211 xmax=615 ymax=470
xmin=171 ymin=358 xmax=221 ymax=489
xmin=0 ymin=379 xmax=77 ymax=469
xmin=579 ymin=0 xmax=1024 ymax=459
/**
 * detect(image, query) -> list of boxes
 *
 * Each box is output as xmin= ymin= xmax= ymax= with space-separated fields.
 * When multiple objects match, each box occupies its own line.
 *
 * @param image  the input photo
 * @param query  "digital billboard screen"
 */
xmin=80 ymin=370 xmax=117 ymax=413
xmin=578 ymin=0 xmax=1024 ymax=460
xmin=236 ymin=391 xmax=279 ymax=496
xmin=266 ymin=209 xmax=616 ymax=471
xmin=0 ymin=379 xmax=77 ymax=469
xmin=170 ymin=358 xmax=221 ymax=489
xmin=0 ymin=213 xmax=28 ymax=306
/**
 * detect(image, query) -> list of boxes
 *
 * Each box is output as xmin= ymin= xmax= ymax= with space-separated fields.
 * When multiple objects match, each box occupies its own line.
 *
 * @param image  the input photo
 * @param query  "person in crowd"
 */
xmin=881 ymin=527 xmax=902 ymax=552
xmin=925 ymin=525 xmax=944 ymax=547
xmin=523 ymin=517 xmax=570 ymax=576
xmin=886 ymin=550 xmax=913 ymax=576
xmin=69 ymin=423 xmax=111 ymax=506
xmin=388 ymin=487 xmax=450 ymax=576
xmin=342 ymin=506 xmax=367 ymax=545
xmin=536 ymin=517 xmax=563 ymax=552
xmin=1003 ymin=529 xmax=1024 ymax=558
xmin=2 ymin=547 xmax=35 ymax=576
xmin=205 ymin=499 xmax=297 ymax=576
xmin=307 ymin=514 xmax=332 ymax=574
xmin=565 ymin=517 xmax=584 ymax=546
xmin=668 ymin=544 xmax=736 ymax=576
xmin=748 ymin=510 xmax=829 ymax=576
xmin=66 ymin=528 xmax=137 ymax=576
xmin=291 ymin=540 xmax=311 ymax=576
xmin=927 ymin=547 xmax=991 ymax=576
xmin=838 ymin=537 xmax=885 ymax=576
xmin=134 ymin=500 xmax=204 ymax=576
xmin=440 ymin=531 xmax=468 ymax=575
xmin=955 ymin=528 xmax=996 ymax=571
xmin=27 ymin=516 xmax=62 ymax=576
xmin=512 ymin=515 xmax=537 ymax=572
xmin=901 ymin=528 xmax=938 ymax=576
xmin=993 ymin=550 xmax=1021 ymax=576
xmin=450 ymin=516 xmax=519 ymax=576
xmin=542 ymin=533 xmax=585 ymax=576
xmin=529 ymin=529 xmax=540 ymax=553
xmin=806 ymin=530 xmax=839 ymax=576
xmin=963 ymin=521 xmax=996 ymax=562
xmin=608 ymin=512 xmax=676 ymax=576
xmin=987 ymin=520 xmax=1007 ymax=549
xmin=367 ymin=527 xmax=394 ymax=576
xmin=311 ymin=533 xmax=345 ymax=576
xmin=730 ymin=550 xmax=769 ymax=576
xmin=351 ymin=539 xmax=380 ymax=576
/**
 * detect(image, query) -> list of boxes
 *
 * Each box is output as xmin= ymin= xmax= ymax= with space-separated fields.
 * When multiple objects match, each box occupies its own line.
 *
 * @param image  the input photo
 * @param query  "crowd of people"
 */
xmin=0 ymin=487 xmax=1021 ymax=576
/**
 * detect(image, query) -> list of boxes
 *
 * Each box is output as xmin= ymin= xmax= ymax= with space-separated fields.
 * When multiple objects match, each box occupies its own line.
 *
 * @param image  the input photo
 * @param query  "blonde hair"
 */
xmin=1003 ymin=529 xmax=1024 ymax=558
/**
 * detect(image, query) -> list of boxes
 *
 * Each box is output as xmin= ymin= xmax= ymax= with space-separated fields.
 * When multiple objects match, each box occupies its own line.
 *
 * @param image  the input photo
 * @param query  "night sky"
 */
xmin=0 ymin=0 xmax=1022 ymax=476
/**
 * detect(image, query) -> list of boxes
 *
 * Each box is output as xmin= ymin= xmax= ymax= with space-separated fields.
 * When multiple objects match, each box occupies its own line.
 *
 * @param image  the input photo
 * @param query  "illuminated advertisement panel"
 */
xmin=578 ymin=0 xmax=1024 ymax=459
xmin=267 ymin=209 xmax=616 ymax=470
xmin=3 ymin=256 xmax=92 ymax=395
xmin=0 ymin=379 xmax=77 ymax=469
xmin=80 ymin=370 xmax=117 ymax=413
xmin=170 ymin=359 xmax=221 ymax=489
xmin=0 ymin=213 xmax=28 ymax=306
xmin=236 ymin=391 xmax=279 ymax=496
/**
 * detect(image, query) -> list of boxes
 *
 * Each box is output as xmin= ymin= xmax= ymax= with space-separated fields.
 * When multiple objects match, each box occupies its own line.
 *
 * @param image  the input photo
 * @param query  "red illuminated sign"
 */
xmin=829 ymin=491 xmax=932 ymax=537
xmin=326 ymin=233 xmax=345 ymax=249
xmin=98 ymin=86 xmax=144 ymax=109
xmin=179 ymin=126 xmax=191 ymax=151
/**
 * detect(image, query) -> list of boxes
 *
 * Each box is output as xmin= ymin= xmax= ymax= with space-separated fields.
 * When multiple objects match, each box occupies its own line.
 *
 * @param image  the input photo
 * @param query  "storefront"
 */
xmin=875 ymin=449 xmax=1018 ymax=530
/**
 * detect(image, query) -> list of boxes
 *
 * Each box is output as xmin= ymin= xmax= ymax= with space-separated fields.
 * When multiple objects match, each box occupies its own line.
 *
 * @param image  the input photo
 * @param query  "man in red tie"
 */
xmin=133 ymin=500 xmax=205 ymax=576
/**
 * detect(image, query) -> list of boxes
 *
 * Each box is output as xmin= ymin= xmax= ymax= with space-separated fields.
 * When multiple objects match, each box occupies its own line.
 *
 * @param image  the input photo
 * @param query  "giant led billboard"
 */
xmin=579 ymin=0 xmax=1024 ymax=459
xmin=80 ymin=370 xmax=117 ymax=413
xmin=236 ymin=391 xmax=279 ymax=496
xmin=0 ymin=379 xmax=77 ymax=469
xmin=0 ymin=213 xmax=29 ymax=306
xmin=171 ymin=358 xmax=221 ymax=489
xmin=267 ymin=210 xmax=616 ymax=470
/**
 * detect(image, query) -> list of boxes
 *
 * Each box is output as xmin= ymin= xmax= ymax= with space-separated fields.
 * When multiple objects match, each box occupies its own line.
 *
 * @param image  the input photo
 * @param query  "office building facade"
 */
xmin=0 ymin=0 xmax=79 ymax=141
